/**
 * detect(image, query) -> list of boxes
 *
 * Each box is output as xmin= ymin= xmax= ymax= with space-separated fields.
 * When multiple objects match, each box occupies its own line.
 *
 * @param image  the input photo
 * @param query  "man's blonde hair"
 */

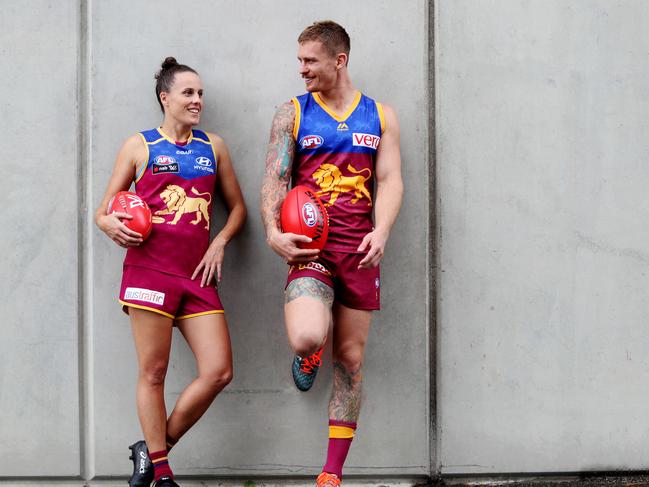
xmin=298 ymin=20 xmax=350 ymax=62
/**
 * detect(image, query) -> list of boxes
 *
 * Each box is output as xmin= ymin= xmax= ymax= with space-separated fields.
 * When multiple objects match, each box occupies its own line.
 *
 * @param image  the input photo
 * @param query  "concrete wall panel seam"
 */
xmin=78 ymin=0 xmax=95 ymax=480
xmin=428 ymin=0 xmax=438 ymax=477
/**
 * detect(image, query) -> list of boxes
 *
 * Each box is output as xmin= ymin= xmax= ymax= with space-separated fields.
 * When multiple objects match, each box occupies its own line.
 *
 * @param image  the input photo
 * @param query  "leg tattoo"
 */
xmin=329 ymin=361 xmax=362 ymax=422
xmin=285 ymin=277 xmax=334 ymax=307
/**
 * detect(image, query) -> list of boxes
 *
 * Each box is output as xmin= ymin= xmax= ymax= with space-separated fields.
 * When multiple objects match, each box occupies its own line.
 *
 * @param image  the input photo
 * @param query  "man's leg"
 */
xmin=321 ymin=303 xmax=372 ymax=481
xmin=285 ymin=277 xmax=333 ymax=390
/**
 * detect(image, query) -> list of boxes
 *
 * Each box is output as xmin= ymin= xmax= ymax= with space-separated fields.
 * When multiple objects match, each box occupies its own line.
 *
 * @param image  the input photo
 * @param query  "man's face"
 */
xmin=297 ymin=40 xmax=338 ymax=92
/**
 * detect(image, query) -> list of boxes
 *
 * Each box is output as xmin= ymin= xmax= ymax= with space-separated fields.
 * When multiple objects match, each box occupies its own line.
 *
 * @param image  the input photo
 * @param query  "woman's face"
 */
xmin=160 ymin=71 xmax=203 ymax=126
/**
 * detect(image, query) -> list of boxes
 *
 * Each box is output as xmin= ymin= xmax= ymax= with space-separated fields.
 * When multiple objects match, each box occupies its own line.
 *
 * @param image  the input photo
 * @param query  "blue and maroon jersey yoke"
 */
xmin=124 ymin=127 xmax=218 ymax=278
xmin=291 ymin=91 xmax=385 ymax=252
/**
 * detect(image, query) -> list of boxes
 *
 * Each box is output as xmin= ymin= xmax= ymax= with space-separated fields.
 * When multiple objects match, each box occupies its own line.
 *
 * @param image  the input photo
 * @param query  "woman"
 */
xmin=95 ymin=57 xmax=246 ymax=487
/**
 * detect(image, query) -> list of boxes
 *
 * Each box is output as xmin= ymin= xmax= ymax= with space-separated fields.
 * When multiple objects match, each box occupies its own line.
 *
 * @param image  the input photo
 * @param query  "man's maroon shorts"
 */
xmin=286 ymin=249 xmax=380 ymax=310
xmin=119 ymin=265 xmax=224 ymax=321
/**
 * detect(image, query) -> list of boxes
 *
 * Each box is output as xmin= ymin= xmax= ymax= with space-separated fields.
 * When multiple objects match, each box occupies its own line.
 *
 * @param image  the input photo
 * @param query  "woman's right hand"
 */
xmin=97 ymin=212 xmax=143 ymax=248
xmin=95 ymin=134 xmax=147 ymax=248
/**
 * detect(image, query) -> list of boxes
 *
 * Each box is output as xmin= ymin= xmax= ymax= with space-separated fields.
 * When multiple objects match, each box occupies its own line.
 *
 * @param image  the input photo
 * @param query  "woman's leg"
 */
xmin=166 ymin=313 xmax=233 ymax=441
xmin=129 ymin=308 xmax=174 ymax=453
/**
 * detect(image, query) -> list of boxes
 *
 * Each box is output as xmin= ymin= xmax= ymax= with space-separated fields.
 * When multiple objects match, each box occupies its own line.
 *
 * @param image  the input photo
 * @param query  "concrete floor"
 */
xmin=438 ymin=474 xmax=649 ymax=487
xmin=0 ymin=479 xmax=428 ymax=487
xmin=5 ymin=474 xmax=649 ymax=487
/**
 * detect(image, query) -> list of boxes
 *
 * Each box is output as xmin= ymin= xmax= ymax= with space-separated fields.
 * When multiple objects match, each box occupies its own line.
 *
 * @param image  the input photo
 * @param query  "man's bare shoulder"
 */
xmin=378 ymin=103 xmax=399 ymax=134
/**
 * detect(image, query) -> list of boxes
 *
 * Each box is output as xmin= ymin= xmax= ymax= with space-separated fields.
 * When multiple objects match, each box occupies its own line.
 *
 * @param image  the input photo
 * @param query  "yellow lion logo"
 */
xmin=151 ymin=184 xmax=211 ymax=230
xmin=312 ymin=163 xmax=372 ymax=207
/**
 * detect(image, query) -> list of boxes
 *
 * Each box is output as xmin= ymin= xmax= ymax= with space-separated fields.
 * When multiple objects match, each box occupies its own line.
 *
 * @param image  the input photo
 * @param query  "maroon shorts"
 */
xmin=286 ymin=250 xmax=380 ymax=310
xmin=119 ymin=265 xmax=224 ymax=321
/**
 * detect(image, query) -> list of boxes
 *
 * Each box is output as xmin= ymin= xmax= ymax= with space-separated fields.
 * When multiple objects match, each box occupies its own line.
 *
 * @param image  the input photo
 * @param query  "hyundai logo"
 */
xmin=195 ymin=156 xmax=212 ymax=167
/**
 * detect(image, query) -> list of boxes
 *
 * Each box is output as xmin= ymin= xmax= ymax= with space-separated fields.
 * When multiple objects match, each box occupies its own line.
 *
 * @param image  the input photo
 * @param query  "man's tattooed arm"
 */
xmin=260 ymin=101 xmax=296 ymax=237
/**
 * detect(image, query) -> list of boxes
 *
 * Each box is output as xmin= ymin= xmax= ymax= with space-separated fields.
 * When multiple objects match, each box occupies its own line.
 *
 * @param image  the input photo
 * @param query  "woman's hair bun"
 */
xmin=161 ymin=57 xmax=178 ymax=70
xmin=154 ymin=57 xmax=198 ymax=112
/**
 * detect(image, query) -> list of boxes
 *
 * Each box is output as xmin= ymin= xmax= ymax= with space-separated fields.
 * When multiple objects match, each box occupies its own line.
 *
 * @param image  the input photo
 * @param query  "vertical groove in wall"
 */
xmin=77 ymin=0 xmax=94 ymax=480
xmin=428 ymin=0 xmax=438 ymax=477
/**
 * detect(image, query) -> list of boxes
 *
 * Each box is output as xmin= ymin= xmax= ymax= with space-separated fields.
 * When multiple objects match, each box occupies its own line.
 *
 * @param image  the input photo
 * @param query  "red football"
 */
xmin=107 ymin=191 xmax=153 ymax=240
xmin=281 ymin=186 xmax=329 ymax=250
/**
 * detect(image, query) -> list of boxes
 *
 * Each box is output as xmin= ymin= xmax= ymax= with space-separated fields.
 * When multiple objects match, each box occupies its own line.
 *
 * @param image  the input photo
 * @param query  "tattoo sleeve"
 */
xmin=285 ymin=277 xmax=334 ymax=307
xmin=329 ymin=361 xmax=362 ymax=422
xmin=260 ymin=101 xmax=296 ymax=236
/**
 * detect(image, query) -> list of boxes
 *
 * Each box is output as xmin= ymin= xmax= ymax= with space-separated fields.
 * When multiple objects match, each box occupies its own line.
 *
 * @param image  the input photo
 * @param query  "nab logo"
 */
xmin=352 ymin=133 xmax=381 ymax=150
xmin=153 ymin=155 xmax=179 ymax=174
xmin=299 ymin=135 xmax=324 ymax=149
xmin=301 ymin=202 xmax=317 ymax=227
xmin=195 ymin=156 xmax=212 ymax=167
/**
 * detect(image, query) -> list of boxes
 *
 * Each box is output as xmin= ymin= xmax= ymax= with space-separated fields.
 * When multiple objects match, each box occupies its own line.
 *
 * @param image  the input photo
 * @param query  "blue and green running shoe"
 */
xmin=292 ymin=348 xmax=324 ymax=391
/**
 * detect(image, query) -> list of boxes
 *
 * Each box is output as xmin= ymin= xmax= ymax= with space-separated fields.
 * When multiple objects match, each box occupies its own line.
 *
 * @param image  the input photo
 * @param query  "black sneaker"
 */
xmin=128 ymin=440 xmax=154 ymax=487
xmin=153 ymin=476 xmax=180 ymax=487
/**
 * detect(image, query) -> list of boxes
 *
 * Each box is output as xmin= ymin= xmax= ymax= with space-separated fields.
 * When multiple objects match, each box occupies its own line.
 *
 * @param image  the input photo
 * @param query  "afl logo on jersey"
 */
xmin=155 ymin=155 xmax=176 ymax=165
xmin=299 ymin=135 xmax=324 ymax=150
xmin=153 ymin=155 xmax=179 ymax=174
xmin=302 ymin=202 xmax=318 ymax=227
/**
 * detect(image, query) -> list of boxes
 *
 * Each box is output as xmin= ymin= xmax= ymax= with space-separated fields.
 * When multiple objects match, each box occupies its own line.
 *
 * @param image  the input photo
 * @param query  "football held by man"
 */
xmin=260 ymin=20 xmax=403 ymax=487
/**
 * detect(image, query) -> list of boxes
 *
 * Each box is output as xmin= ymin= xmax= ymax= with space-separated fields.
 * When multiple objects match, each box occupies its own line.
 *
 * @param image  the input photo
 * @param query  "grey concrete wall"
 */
xmin=0 ymin=0 xmax=429 ymax=481
xmin=0 ymin=1 xmax=81 ymax=477
xmin=437 ymin=0 xmax=649 ymax=475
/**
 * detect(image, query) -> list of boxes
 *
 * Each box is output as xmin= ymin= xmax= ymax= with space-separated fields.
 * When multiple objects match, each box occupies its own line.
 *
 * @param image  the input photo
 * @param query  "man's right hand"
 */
xmin=267 ymin=229 xmax=320 ymax=264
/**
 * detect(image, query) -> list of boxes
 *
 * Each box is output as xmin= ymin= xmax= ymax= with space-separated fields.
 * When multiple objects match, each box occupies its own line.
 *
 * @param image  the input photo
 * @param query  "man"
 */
xmin=260 ymin=20 xmax=403 ymax=487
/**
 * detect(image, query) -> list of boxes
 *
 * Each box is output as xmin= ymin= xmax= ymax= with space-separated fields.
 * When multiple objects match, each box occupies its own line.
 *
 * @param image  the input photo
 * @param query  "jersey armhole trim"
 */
xmin=205 ymin=132 xmax=219 ymax=174
xmin=291 ymin=97 xmax=301 ymax=141
xmin=134 ymin=133 xmax=149 ymax=184
xmin=376 ymin=102 xmax=386 ymax=135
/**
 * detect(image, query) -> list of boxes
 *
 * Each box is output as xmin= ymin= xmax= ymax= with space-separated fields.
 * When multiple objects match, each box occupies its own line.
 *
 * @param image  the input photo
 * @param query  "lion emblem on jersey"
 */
xmin=312 ymin=163 xmax=372 ymax=207
xmin=151 ymin=184 xmax=211 ymax=230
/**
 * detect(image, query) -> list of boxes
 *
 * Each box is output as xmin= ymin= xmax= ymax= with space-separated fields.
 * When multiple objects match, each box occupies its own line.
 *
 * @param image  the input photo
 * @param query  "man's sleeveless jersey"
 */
xmin=292 ymin=91 xmax=385 ymax=252
xmin=124 ymin=128 xmax=217 ymax=277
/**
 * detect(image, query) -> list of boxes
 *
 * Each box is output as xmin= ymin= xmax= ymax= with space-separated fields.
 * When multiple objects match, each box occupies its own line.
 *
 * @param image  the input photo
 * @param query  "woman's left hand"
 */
xmin=191 ymin=235 xmax=227 ymax=287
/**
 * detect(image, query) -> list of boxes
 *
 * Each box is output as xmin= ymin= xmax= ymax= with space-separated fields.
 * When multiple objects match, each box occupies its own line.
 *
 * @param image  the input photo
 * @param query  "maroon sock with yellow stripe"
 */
xmin=149 ymin=449 xmax=173 ymax=481
xmin=322 ymin=419 xmax=357 ymax=478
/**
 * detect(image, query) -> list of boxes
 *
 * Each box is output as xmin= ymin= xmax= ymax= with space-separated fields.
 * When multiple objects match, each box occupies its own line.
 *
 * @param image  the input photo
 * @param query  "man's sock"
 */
xmin=322 ymin=419 xmax=357 ymax=478
xmin=149 ymin=449 xmax=173 ymax=481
